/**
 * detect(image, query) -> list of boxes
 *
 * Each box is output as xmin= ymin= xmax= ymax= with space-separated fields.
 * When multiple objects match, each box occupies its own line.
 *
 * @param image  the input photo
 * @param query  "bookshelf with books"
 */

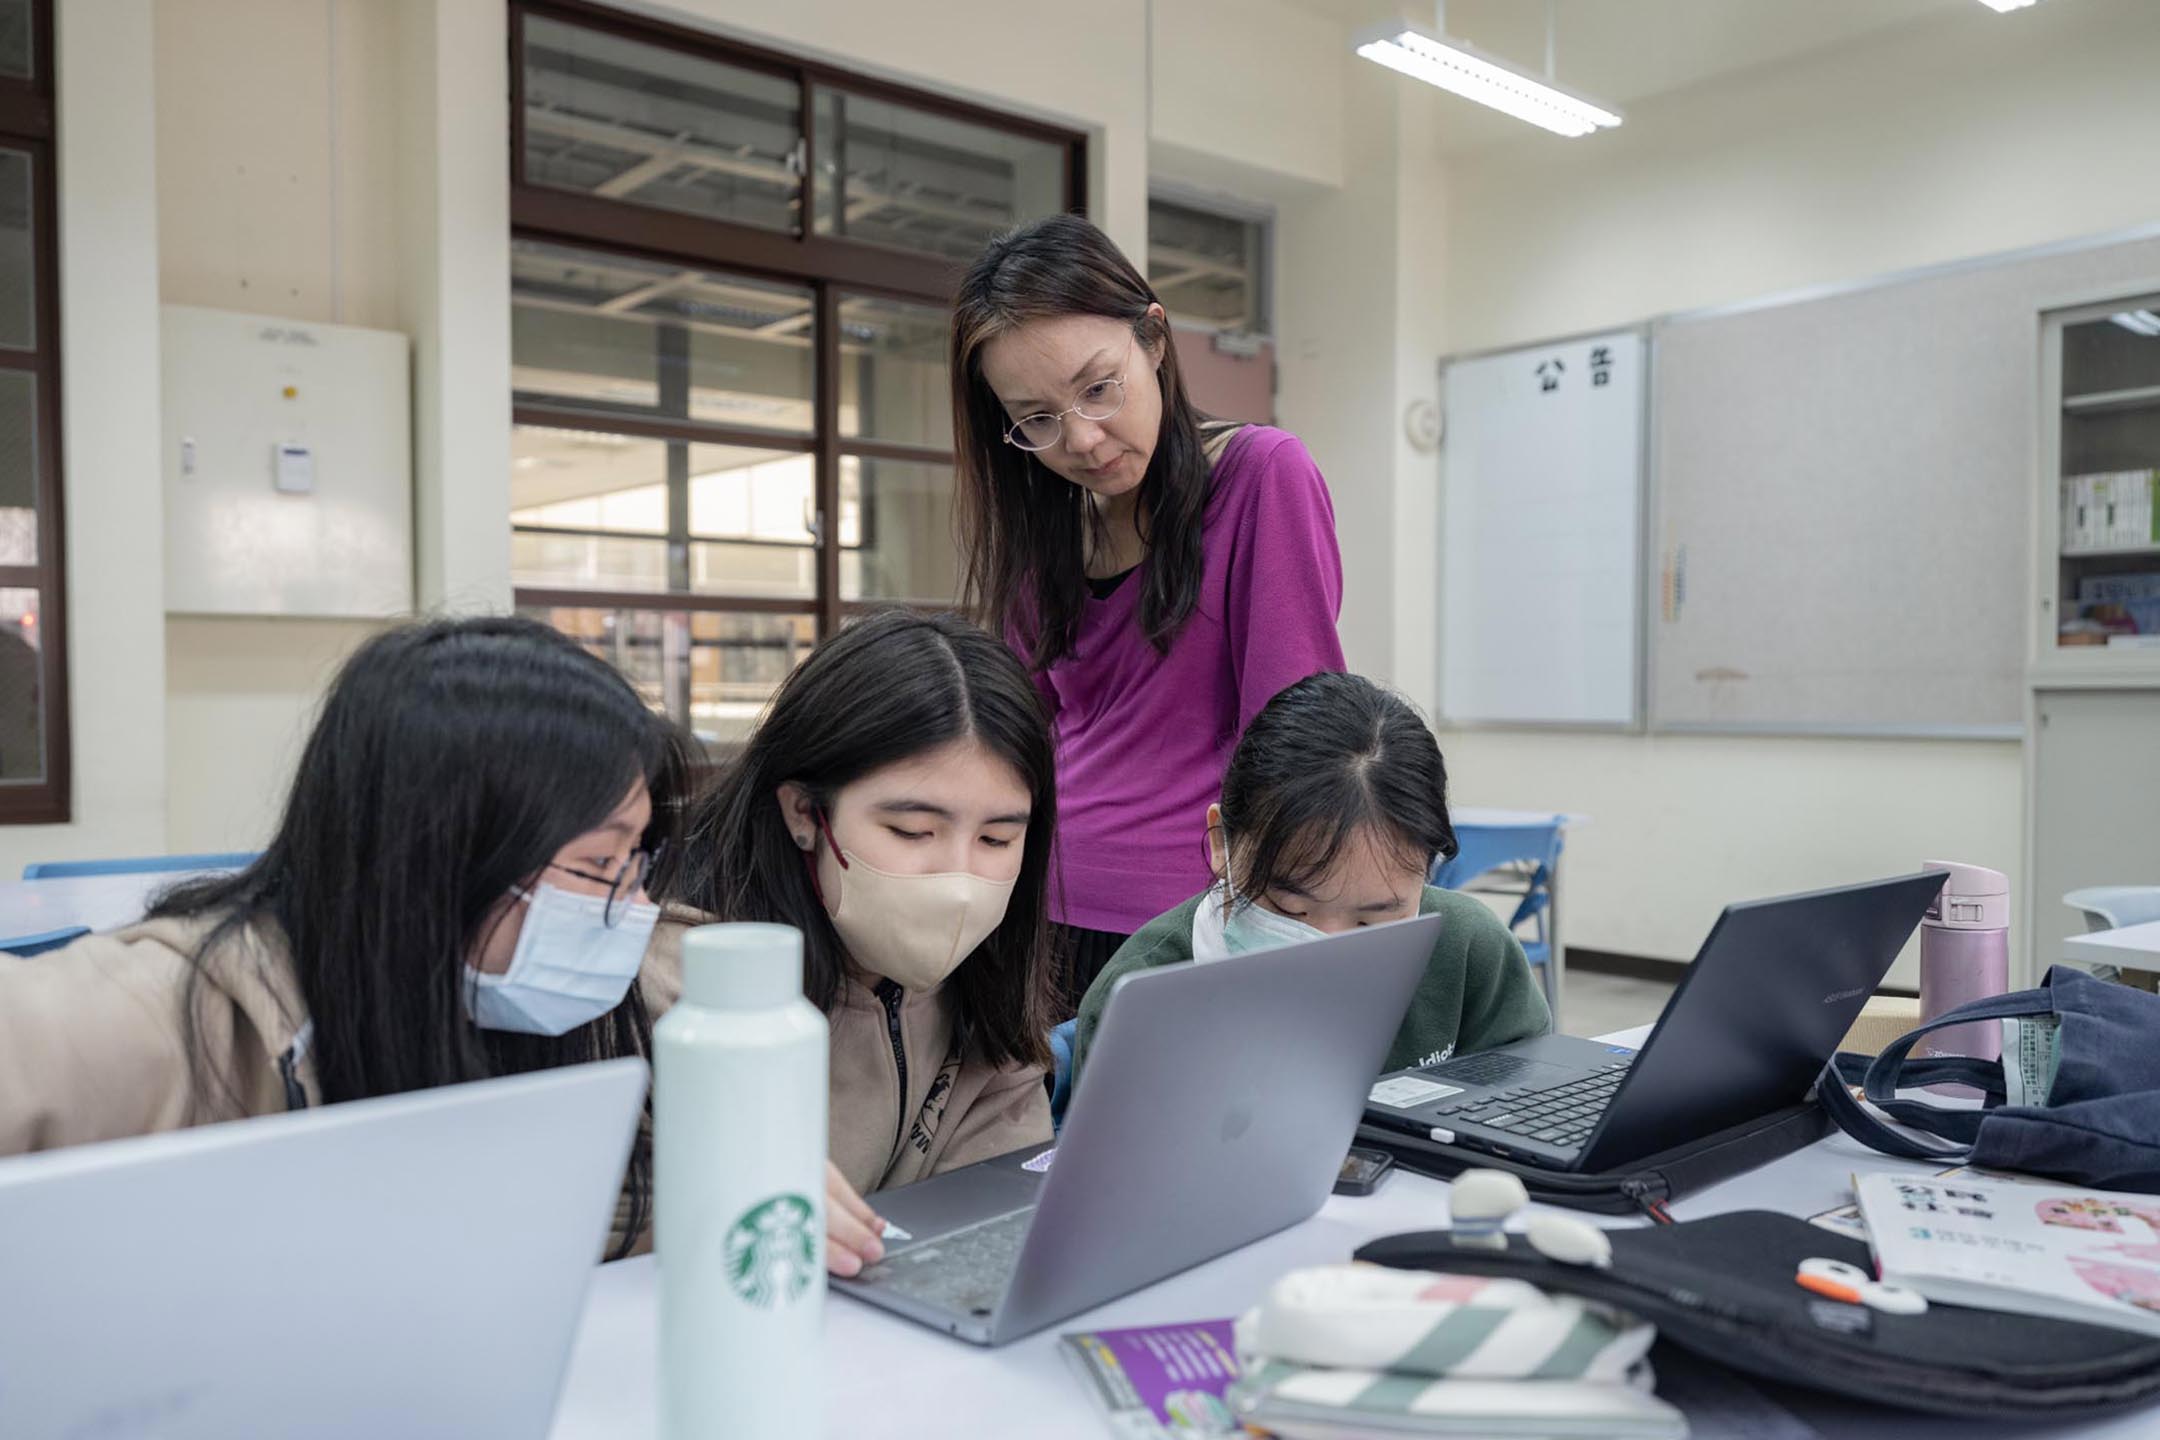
xmin=2024 ymin=289 xmax=2160 ymax=989
xmin=2038 ymin=298 xmax=2160 ymax=675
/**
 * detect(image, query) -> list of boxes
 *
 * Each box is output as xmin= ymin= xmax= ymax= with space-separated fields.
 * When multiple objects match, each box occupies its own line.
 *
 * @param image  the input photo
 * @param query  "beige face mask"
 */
xmin=817 ymin=835 xmax=1018 ymax=992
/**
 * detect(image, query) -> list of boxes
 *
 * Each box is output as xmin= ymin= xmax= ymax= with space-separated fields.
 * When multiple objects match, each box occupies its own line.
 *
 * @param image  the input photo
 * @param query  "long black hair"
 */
xmin=1217 ymin=672 xmax=1458 ymax=908
xmin=664 ymin=610 xmax=1058 ymax=1071
xmin=155 ymin=616 xmax=694 ymax=1256
xmin=951 ymin=212 xmax=1215 ymax=671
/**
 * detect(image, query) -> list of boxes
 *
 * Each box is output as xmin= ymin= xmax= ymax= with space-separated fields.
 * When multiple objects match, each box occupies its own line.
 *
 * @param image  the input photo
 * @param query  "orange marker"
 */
xmin=1796 ymin=1269 xmax=1866 ymax=1305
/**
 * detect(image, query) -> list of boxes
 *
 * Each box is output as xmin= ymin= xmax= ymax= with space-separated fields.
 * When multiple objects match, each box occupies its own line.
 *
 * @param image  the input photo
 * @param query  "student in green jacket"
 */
xmin=1066 ymin=671 xmax=1551 ymax=1102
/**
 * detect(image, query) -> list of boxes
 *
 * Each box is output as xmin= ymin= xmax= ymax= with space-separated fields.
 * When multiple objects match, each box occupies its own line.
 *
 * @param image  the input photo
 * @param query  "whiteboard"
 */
xmin=1651 ymin=232 xmax=2160 ymax=735
xmin=1439 ymin=329 xmax=1643 ymax=727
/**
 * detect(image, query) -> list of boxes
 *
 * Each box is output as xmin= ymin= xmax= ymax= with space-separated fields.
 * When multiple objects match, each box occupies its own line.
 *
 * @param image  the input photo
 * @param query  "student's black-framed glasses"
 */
xmin=548 ymin=843 xmax=664 ymax=928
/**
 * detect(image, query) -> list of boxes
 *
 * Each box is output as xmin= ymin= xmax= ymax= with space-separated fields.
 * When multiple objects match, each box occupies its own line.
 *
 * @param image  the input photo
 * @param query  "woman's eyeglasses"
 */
xmin=550 ymin=843 xmax=664 ymax=928
xmin=1001 ymin=335 xmax=1136 ymax=453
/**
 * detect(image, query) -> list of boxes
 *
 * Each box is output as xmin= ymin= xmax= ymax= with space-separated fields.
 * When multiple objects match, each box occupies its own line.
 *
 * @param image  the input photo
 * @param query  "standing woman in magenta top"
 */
xmin=949 ymin=213 xmax=1345 ymax=1008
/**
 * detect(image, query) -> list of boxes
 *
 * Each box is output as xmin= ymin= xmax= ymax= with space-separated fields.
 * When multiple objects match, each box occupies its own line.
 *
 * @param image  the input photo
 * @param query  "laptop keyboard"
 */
xmin=852 ymin=1205 xmax=1033 ymax=1317
xmin=1427 ymin=1061 xmax=1632 ymax=1151
xmin=1418 ymin=1052 xmax=1551 ymax=1087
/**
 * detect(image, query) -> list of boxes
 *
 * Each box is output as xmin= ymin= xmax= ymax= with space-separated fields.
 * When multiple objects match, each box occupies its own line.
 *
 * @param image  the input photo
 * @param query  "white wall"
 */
xmin=0 ymin=0 xmax=169 ymax=877
xmin=155 ymin=0 xmax=405 ymax=853
xmin=1417 ymin=0 xmax=2160 ymax=982
xmin=1149 ymin=0 xmax=1343 ymax=192
xmin=1273 ymin=56 xmax=1402 ymax=682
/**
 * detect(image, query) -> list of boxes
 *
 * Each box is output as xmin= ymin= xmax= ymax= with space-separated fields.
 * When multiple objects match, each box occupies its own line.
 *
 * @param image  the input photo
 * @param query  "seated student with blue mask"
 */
xmin=0 ymin=617 xmax=692 ymax=1259
xmin=1065 ymin=671 xmax=1551 ymax=1104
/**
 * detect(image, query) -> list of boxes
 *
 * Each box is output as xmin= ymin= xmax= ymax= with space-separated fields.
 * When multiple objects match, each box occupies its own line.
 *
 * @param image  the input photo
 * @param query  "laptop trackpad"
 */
xmin=1420 ymin=1052 xmax=1576 ymax=1089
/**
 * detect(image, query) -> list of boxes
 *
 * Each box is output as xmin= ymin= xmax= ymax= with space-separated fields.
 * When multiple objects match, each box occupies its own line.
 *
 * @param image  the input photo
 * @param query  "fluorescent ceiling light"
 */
xmin=1975 ymin=1 xmax=2040 ymax=12
xmin=1356 ymin=25 xmax=1622 ymax=138
xmin=2109 ymin=311 xmax=2160 ymax=337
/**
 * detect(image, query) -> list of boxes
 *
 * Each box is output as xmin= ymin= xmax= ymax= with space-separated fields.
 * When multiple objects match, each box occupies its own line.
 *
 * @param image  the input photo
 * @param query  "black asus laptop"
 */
xmin=1364 ymin=872 xmax=1947 ymax=1173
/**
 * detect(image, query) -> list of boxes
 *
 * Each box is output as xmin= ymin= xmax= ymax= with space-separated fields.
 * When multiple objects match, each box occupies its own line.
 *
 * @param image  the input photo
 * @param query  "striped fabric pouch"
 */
xmin=1227 ymin=1265 xmax=1684 ymax=1437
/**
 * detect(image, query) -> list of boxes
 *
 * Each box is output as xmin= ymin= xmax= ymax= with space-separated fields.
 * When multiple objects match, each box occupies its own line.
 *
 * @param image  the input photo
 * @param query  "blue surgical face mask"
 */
xmin=464 ymin=881 xmax=660 ymax=1037
xmin=1191 ymin=880 xmax=1326 ymax=961
xmin=1223 ymin=893 xmax=1326 ymax=954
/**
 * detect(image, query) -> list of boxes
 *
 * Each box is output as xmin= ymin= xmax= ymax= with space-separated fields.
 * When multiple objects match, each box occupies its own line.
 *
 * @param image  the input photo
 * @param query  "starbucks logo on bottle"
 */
xmin=723 ymin=1193 xmax=818 ymax=1308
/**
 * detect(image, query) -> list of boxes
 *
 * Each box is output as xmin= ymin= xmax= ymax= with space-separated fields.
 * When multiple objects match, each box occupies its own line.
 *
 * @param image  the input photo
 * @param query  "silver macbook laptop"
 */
xmin=832 ymin=913 xmax=1440 ymax=1345
xmin=0 ymin=1058 xmax=649 ymax=1440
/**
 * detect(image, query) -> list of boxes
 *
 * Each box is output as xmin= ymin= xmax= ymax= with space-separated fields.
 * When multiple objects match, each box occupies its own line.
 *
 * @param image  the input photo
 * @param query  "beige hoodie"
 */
xmin=644 ymin=917 xmax=1051 ymax=1195
xmin=0 ymin=910 xmax=1050 ymax=1214
xmin=0 ymin=910 xmax=676 ymax=1254
xmin=0 ymin=912 xmax=315 ymax=1153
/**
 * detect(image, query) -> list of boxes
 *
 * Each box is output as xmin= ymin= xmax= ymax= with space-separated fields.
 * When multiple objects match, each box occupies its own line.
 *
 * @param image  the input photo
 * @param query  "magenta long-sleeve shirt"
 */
xmin=1019 ymin=426 xmax=1346 ymax=934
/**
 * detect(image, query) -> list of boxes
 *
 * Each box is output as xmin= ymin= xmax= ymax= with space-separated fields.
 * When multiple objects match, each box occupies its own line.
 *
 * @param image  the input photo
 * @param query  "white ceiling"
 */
xmin=1292 ymin=0 xmax=1988 ymax=144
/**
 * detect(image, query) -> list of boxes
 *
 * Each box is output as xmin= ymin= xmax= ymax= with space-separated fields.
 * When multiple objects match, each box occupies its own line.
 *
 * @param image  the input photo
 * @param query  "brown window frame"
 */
xmin=0 ymin=0 xmax=67 ymax=824
xmin=508 ymin=0 xmax=1085 ymax=737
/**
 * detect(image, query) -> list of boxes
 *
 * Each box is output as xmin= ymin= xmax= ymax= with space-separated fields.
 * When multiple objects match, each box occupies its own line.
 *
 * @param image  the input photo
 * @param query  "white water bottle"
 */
xmin=655 ymin=923 xmax=828 ymax=1440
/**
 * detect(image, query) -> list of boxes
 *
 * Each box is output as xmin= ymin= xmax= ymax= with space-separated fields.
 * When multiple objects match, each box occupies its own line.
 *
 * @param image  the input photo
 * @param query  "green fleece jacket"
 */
xmin=1068 ymin=886 xmax=1552 ymax=1093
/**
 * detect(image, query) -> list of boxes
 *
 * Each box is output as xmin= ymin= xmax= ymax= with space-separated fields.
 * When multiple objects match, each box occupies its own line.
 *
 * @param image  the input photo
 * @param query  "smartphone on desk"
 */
xmin=1333 ymin=1145 xmax=1395 ymax=1196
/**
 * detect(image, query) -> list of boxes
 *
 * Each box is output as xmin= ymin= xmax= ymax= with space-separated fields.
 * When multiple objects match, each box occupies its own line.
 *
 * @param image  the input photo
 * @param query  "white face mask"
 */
xmin=465 ymin=881 xmax=661 ymax=1036
xmin=821 ymin=843 xmax=1016 ymax=993
xmin=1190 ymin=880 xmax=1325 ymax=962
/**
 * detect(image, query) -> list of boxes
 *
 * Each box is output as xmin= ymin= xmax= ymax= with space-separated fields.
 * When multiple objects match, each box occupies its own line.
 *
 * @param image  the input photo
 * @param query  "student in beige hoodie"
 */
xmin=656 ymin=610 xmax=1061 ymax=1278
xmin=0 ymin=617 xmax=695 ymax=1258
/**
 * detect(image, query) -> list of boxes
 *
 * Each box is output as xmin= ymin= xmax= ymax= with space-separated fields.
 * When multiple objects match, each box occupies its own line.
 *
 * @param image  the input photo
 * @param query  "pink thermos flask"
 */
xmin=1918 ymin=860 xmax=2010 ymax=1074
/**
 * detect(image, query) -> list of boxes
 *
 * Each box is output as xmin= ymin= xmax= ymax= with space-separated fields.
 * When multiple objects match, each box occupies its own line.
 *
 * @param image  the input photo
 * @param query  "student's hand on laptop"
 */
xmin=825 ymin=1161 xmax=885 ymax=1277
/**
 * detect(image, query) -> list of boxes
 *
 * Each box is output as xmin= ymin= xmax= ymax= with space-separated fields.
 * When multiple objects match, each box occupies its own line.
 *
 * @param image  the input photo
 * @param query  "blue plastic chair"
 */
xmin=22 ymin=851 xmax=257 ymax=881
xmin=1048 ymin=1018 xmax=1078 ymax=1132
xmin=1433 ymin=817 xmax=1565 ymax=1016
xmin=1 ymin=924 xmax=90 ymax=957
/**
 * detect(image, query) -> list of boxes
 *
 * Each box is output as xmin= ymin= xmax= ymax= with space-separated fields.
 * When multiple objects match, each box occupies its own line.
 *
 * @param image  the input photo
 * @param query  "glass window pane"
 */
xmin=512 ymin=425 xmax=670 ymax=535
xmin=512 ymin=239 xmax=815 ymax=432
xmin=526 ymin=604 xmax=669 ymax=713
xmin=522 ymin=16 xmax=802 ymax=233
xmin=839 ymin=294 xmax=952 ymax=448
xmin=0 ymin=0 xmax=31 ymax=82
xmin=689 ymin=451 xmax=814 ymax=599
xmin=0 ymin=148 xmax=33 ymax=350
xmin=688 ymin=611 xmax=815 ymax=745
xmin=0 ymin=584 xmax=43 ymax=782
xmin=2064 ymin=308 xmax=2160 ymax=400
xmin=689 ymin=450 xmax=812 ymax=543
xmin=838 ymin=456 xmax=957 ymax=602
xmin=513 ymin=425 xmax=820 ymax=601
xmin=813 ymin=87 xmax=1065 ymax=262
xmin=0 ymin=370 xmax=33 ymax=563
xmin=688 ymin=539 xmax=814 ymax=601
xmin=512 ymin=531 xmax=671 ymax=593
xmin=521 ymin=603 xmax=815 ymax=748
xmin=1148 ymin=196 xmax=1266 ymax=334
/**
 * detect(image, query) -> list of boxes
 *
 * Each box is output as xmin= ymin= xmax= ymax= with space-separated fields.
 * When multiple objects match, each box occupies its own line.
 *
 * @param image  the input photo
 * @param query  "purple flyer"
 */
xmin=1060 ymin=1319 xmax=1241 ymax=1434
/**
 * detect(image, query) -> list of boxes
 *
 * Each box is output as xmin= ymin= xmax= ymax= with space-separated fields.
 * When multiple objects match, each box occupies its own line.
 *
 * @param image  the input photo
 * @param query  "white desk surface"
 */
xmin=549 ymin=1025 xmax=2153 ymax=1439
xmin=2062 ymin=920 xmax=2160 ymax=968
xmin=0 ymin=870 xmax=223 ymax=942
